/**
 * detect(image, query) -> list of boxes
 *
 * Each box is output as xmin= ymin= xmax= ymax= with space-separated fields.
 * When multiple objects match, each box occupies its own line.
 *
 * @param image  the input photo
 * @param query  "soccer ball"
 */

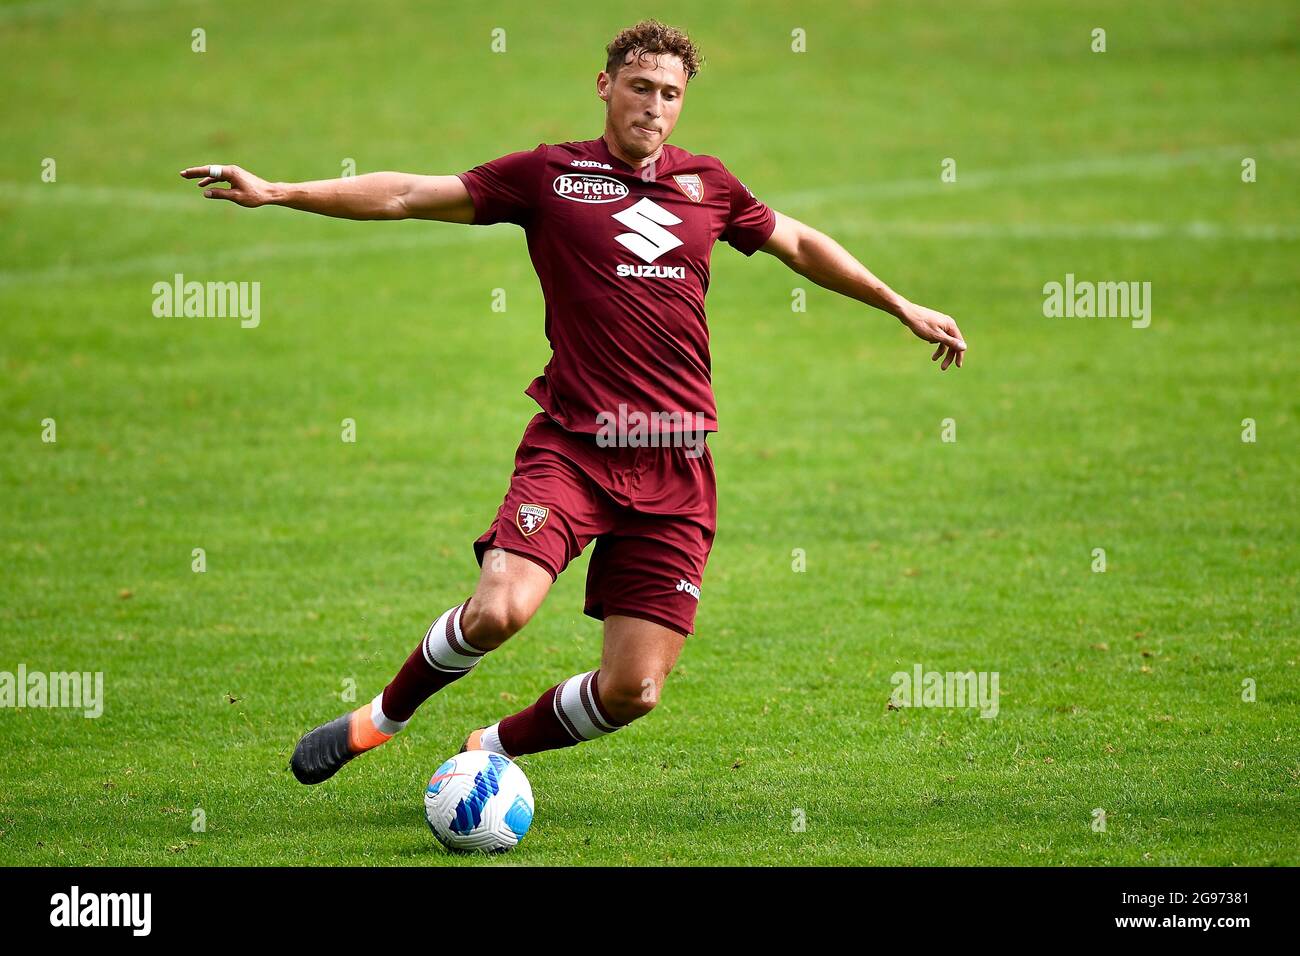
xmin=423 ymin=750 xmax=534 ymax=853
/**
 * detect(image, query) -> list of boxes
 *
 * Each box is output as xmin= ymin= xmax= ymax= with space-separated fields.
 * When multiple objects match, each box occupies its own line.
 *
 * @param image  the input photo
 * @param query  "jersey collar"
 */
xmin=598 ymin=134 xmax=670 ymax=177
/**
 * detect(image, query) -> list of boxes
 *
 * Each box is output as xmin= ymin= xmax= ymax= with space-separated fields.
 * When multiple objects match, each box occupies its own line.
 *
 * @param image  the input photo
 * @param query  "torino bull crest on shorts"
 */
xmin=516 ymin=503 xmax=549 ymax=536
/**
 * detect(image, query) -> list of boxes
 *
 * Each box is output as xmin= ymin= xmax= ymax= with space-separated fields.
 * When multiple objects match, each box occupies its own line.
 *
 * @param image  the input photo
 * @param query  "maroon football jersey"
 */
xmin=457 ymin=136 xmax=775 ymax=435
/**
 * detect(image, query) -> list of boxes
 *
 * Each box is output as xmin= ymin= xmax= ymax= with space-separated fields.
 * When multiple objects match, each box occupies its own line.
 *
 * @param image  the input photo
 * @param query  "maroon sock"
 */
xmin=380 ymin=599 xmax=482 ymax=722
xmin=498 ymin=669 xmax=624 ymax=756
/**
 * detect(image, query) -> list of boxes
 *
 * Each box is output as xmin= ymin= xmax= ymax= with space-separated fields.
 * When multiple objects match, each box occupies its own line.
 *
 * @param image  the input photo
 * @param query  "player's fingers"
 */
xmin=933 ymin=329 xmax=966 ymax=352
xmin=184 ymin=165 xmax=235 ymax=187
xmin=181 ymin=165 xmax=227 ymax=181
xmin=941 ymin=346 xmax=955 ymax=371
xmin=932 ymin=343 xmax=945 ymax=361
xmin=942 ymin=318 xmax=968 ymax=352
xmin=941 ymin=316 xmax=972 ymax=353
xmin=202 ymin=187 xmax=240 ymax=201
xmin=955 ymin=347 xmax=964 ymax=369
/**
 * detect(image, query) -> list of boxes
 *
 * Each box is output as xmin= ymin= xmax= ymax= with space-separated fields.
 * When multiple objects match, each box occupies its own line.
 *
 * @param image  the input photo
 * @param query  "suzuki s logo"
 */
xmin=612 ymin=198 xmax=683 ymax=263
xmin=553 ymin=174 xmax=628 ymax=203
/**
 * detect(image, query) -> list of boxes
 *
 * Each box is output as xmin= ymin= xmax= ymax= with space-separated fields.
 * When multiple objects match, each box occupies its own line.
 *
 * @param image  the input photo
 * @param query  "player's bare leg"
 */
xmin=465 ymin=614 xmax=685 ymax=756
xmin=291 ymin=550 xmax=551 ymax=784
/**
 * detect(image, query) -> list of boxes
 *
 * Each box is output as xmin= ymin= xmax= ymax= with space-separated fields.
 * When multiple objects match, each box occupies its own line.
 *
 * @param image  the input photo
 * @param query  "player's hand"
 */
xmin=179 ymin=164 xmax=274 ymax=208
xmin=897 ymin=301 xmax=967 ymax=370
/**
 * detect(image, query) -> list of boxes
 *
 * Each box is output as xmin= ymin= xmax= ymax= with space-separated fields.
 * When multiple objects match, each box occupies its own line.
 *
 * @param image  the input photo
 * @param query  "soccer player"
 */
xmin=181 ymin=19 xmax=967 ymax=782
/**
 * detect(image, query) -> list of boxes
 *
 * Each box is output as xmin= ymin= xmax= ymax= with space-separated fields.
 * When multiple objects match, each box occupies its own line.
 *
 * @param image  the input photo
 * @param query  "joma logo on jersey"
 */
xmin=553 ymin=174 xmax=628 ymax=203
xmin=516 ymin=503 xmax=549 ymax=536
xmin=675 ymin=578 xmax=701 ymax=600
xmin=570 ymin=159 xmax=613 ymax=170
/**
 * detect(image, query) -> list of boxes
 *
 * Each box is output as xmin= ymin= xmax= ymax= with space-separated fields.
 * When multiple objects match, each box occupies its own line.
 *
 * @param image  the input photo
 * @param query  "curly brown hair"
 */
xmin=605 ymin=19 xmax=702 ymax=83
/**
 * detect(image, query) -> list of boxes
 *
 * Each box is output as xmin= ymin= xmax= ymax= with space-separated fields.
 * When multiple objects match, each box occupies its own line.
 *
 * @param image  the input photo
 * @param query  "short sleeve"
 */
xmin=719 ymin=164 xmax=776 ymax=256
xmin=456 ymin=144 xmax=547 ymax=226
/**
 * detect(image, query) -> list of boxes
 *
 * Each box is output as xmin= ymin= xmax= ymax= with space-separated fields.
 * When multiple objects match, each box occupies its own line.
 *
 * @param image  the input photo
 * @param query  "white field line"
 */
xmin=0 ymin=182 xmax=198 ymax=210
xmin=826 ymin=220 xmax=1300 ymax=241
xmin=1 ymin=141 xmax=1296 ymax=286
xmin=5 ymin=139 xmax=1293 ymax=216
xmin=0 ymin=226 xmax=509 ymax=288
xmin=2 ymin=216 xmax=1293 ymax=290
xmin=770 ymin=141 xmax=1299 ymax=207
xmin=0 ymin=0 xmax=203 ymax=24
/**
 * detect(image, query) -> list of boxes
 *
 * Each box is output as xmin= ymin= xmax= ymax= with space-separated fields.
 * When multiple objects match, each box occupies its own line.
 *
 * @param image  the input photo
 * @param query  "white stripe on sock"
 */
xmin=369 ymin=693 xmax=408 ymax=736
xmin=422 ymin=603 xmax=481 ymax=672
xmin=480 ymin=722 xmax=510 ymax=757
xmin=556 ymin=671 xmax=619 ymax=741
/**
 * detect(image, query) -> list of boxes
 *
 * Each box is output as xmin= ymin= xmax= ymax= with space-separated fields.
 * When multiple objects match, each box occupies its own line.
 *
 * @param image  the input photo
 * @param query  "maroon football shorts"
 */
xmin=473 ymin=412 xmax=716 ymax=636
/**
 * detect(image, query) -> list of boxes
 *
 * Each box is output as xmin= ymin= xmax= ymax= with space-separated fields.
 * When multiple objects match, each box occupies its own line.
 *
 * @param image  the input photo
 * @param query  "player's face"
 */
xmin=598 ymin=50 xmax=687 ymax=160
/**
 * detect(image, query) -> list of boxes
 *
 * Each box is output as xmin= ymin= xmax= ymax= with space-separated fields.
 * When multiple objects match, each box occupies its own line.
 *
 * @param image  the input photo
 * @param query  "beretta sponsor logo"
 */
xmin=553 ymin=173 xmax=629 ymax=203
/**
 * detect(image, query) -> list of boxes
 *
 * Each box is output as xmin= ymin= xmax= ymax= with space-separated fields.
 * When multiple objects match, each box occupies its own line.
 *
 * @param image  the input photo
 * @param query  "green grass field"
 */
xmin=1 ymin=0 xmax=1296 ymax=866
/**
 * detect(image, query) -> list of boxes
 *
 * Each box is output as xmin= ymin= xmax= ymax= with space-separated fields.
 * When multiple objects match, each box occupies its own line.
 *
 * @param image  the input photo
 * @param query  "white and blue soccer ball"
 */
xmin=424 ymin=750 xmax=534 ymax=853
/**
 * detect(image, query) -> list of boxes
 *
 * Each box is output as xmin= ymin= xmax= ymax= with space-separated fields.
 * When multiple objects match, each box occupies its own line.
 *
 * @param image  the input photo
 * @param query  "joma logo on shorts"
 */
xmin=675 ymin=578 xmax=701 ymax=600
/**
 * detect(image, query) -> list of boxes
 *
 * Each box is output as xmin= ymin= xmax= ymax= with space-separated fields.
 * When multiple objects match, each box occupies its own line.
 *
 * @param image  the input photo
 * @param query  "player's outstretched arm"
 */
xmin=760 ymin=210 xmax=967 ymax=370
xmin=179 ymin=164 xmax=476 ymax=223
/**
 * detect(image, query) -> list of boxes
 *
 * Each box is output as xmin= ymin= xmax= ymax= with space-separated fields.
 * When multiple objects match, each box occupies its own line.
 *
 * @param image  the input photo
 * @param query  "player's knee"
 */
xmin=462 ymin=591 xmax=533 ymax=648
xmin=599 ymin=675 xmax=662 ymax=724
